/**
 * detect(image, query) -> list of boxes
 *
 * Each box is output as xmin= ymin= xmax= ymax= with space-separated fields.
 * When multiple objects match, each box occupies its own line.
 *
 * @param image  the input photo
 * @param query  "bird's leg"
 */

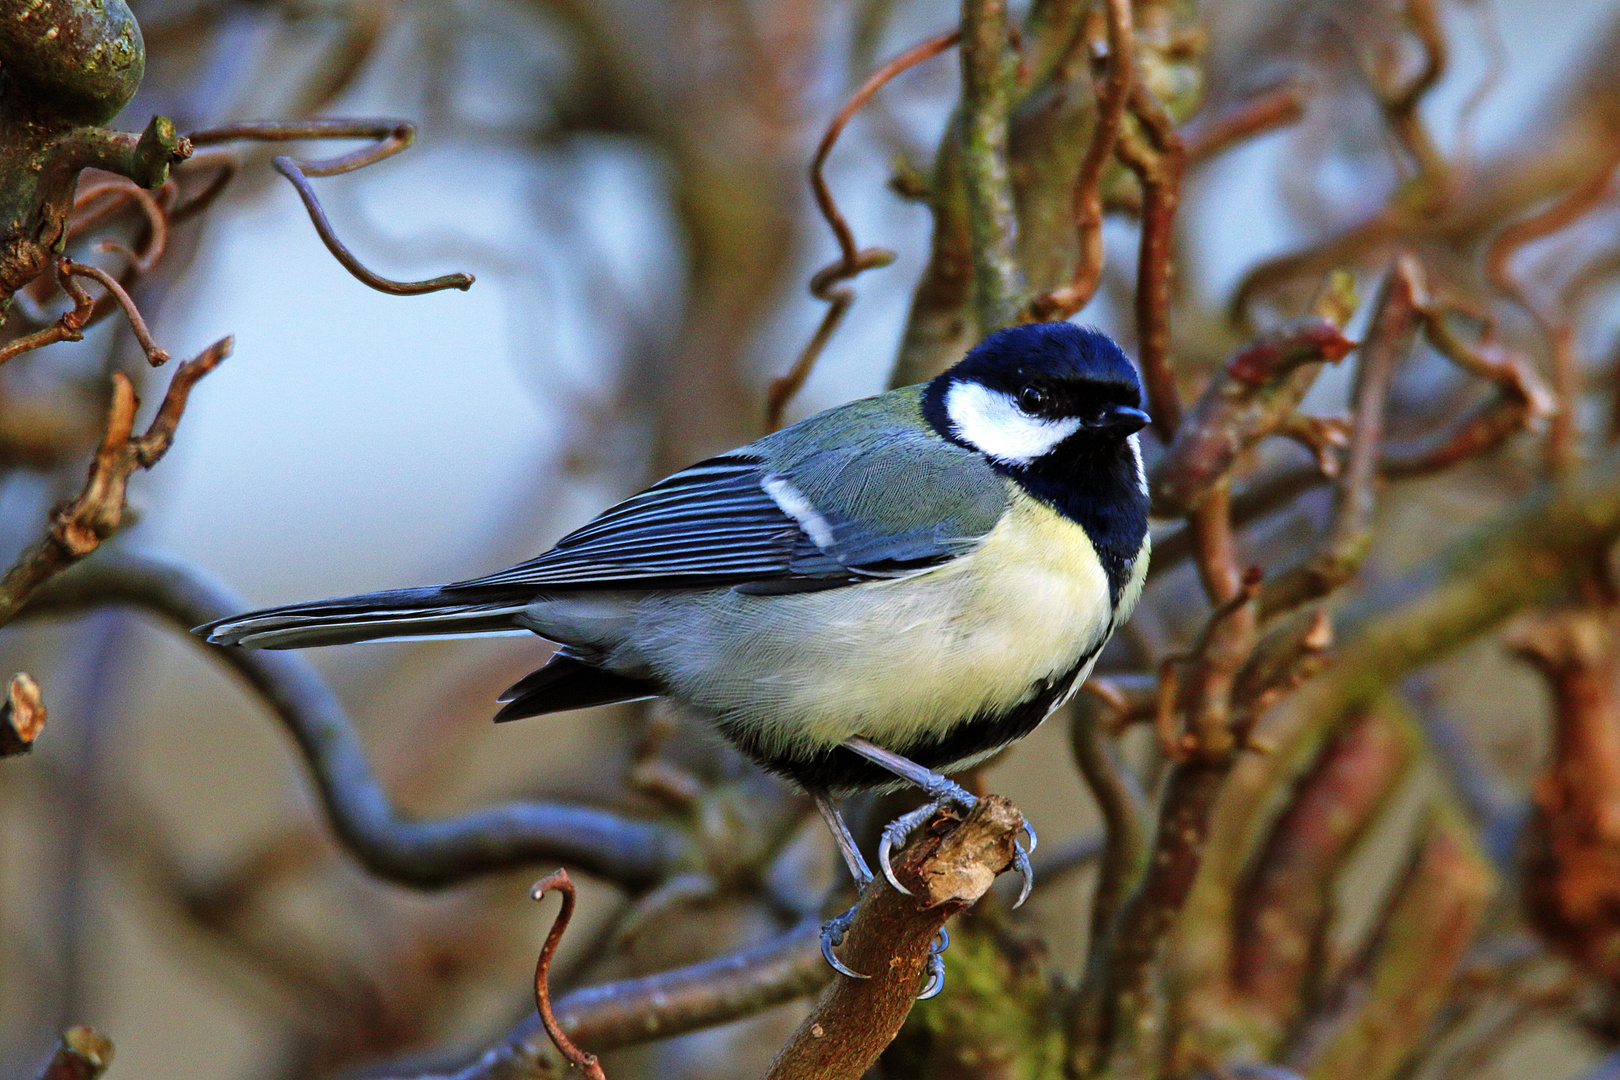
xmin=842 ymin=736 xmax=1037 ymax=909
xmin=814 ymin=793 xmax=871 ymax=980
xmin=816 ymin=793 xmax=873 ymax=890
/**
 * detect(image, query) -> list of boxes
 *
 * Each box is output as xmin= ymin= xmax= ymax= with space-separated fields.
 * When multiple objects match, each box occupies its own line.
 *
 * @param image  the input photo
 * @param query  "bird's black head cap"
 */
xmin=945 ymin=322 xmax=1142 ymax=410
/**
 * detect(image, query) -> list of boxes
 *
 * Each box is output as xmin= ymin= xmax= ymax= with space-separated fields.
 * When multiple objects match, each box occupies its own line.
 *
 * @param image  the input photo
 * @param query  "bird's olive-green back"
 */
xmin=750 ymin=386 xmax=1011 ymax=567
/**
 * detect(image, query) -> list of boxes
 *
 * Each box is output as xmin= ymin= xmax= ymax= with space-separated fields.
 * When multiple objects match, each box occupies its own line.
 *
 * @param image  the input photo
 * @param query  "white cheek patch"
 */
xmin=944 ymin=380 xmax=1082 ymax=465
xmin=1128 ymin=434 xmax=1148 ymax=497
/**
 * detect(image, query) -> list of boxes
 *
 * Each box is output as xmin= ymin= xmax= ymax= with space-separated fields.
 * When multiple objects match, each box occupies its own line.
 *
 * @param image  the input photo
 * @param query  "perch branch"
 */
xmin=765 ymin=796 xmax=1026 ymax=1080
xmin=18 ymin=551 xmax=692 ymax=890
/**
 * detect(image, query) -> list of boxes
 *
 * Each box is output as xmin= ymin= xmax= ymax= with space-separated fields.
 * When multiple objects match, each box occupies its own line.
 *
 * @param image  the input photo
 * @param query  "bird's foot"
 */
xmin=820 ymin=902 xmax=868 ymax=980
xmin=877 ymin=786 xmax=1039 ymax=908
xmin=821 ymin=901 xmax=955 ymax=999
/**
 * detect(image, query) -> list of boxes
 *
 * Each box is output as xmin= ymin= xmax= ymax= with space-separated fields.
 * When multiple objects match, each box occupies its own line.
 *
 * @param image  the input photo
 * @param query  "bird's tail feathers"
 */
xmin=197 ymin=586 xmax=529 ymax=649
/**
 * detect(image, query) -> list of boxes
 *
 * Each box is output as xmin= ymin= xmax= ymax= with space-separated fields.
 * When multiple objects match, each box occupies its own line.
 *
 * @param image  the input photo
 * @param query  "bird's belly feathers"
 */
xmin=570 ymin=493 xmax=1119 ymax=767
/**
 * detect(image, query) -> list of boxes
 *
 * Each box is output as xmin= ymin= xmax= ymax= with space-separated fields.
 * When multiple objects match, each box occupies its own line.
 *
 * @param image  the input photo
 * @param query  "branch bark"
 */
xmin=0 ymin=336 xmax=228 ymax=628
xmin=958 ymin=0 xmax=1025 ymax=332
xmin=765 ymin=796 xmax=1025 ymax=1080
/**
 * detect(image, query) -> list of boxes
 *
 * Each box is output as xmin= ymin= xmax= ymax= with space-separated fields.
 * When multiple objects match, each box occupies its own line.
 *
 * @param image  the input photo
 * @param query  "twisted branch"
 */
xmin=17 ymin=550 xmax=693 ymax=890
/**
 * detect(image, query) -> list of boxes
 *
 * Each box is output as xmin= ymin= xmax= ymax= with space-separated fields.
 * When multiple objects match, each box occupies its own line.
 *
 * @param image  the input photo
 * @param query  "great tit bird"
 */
xmin=201 ymin=321 xmax=1151 ymax=993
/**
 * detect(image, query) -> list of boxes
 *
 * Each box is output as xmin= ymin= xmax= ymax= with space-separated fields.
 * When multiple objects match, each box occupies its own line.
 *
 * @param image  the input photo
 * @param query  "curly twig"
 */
xmin=766 ymin=31 xmax=957 ymax=428
xmin=1028 ymin=0 xmax=1133 ymax=322
xmin=58 ymin=258 xmax=169 ymax=365
xmin=531 ymin=870 xmax=609 ymax=1080
xmin=186 ymin=119 xmax=475 ymax=297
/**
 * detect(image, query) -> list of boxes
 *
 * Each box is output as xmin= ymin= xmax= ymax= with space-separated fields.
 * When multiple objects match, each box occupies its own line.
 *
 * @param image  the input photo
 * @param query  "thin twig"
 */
xmin=72 ymin=177 xmax=168 ymax=274
xmin=531 ymin=870 xmax=609 ymax=1080
xmin=58 ymin=258 xmax=169 ymax=365
xmin=0 ymin=337 xmax=230 ymax=627
xmin=1028 ymin=0 xmax=1133 ymax=321
xmin=0 ymin=262 xmax=96 ymax=367
xmin=1184 ymin=80 xmax=1310 ymax=165
xmin=1259 ymin=258 xmax=1422 ymax=619
xmin=1150 ymin=318 xmax=1354 ymax=516
xmin=1485 ymin=145 xmax=1620 ymax=475
xmin=766 ymin=31 xmax=956 ymax=428
xmin=378 ymin=921 xmax=827 ymax=1078
xmin=272 ymin=158 xmax=475 ymax=296
xmin=185 ymin=119 xmax=475 ymax=297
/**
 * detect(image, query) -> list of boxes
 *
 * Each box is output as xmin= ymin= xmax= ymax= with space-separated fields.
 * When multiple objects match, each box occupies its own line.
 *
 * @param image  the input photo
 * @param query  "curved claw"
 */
xmin=878 ymin=829 xmax=911 ymax=895
xmin=821 ymin=930 xmax=869 ymax=979
xmin=1011 ymin=838 xmax=1035 ymax=909
xmin=1021 ymin=817 xmax=1038 ymax=854
xmin=918 ymin=950 xmax=946 ymax=1000
xmin=932 ymin=926 xmax=950 ymax=955
xmin=820 ymin=905 xmax=870 ymax=979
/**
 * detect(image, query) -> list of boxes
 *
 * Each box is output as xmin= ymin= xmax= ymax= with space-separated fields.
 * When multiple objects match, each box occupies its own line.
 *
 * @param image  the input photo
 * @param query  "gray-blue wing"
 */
xmin=447 ymin=417 xmax=1008 ymax=595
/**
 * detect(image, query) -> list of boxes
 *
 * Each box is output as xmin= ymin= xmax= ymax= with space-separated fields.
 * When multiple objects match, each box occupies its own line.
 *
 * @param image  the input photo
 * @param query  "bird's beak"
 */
xmin=1088 ymin=404 xmax=1150 ymax=436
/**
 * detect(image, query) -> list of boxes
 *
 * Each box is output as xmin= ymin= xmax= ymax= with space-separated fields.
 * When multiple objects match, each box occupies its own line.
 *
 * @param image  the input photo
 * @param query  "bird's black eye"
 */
xmin=1017 ymin=385 xmax=1047 ymax=414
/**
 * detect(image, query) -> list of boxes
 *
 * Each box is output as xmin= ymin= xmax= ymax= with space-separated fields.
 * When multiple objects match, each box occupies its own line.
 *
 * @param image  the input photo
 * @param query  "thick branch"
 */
xmin=1285 ymin=808 xmax=1493 ymax=1080
xmin=18 ymin=551 xmax=692 ymax=890
xmin=958 ymin=0 xmax=1025 ymax=332
xmin=1069 ymin=693 xmax=1149 ymax=960
xmin=1231 ymin=708 xmax=1415 ymax=1043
